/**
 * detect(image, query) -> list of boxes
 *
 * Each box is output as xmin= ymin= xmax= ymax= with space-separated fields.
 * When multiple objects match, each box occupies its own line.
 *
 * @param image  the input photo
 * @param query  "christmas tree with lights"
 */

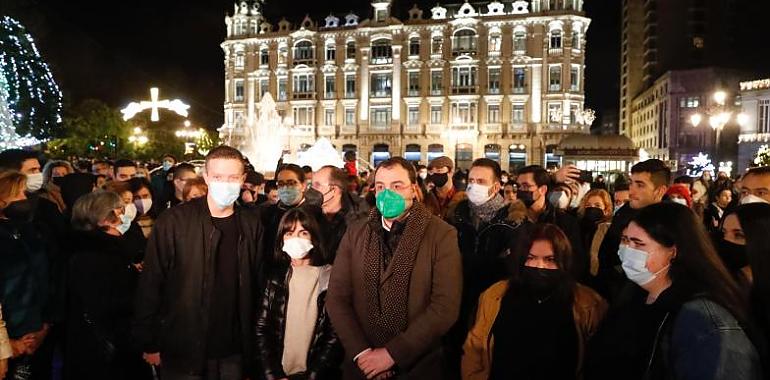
xmin=0 ymin=16 xmax=62 ymax=145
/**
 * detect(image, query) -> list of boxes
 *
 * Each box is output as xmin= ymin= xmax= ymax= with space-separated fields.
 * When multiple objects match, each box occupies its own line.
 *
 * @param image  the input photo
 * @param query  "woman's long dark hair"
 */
xmin=733 ymin=203 xmax=770 ymax=335
xmin=274 ymin=205 xmax=327 ymax=266
xmin=509 ymin=223 xmax=576 ymax=296
xmin=630 ymin=203 xmax=748 ymax=324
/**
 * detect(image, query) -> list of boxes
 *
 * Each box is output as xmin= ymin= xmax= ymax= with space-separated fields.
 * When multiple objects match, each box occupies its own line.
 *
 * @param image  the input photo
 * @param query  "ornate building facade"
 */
xmin=221 ymin=0 xmax=591 ymax=171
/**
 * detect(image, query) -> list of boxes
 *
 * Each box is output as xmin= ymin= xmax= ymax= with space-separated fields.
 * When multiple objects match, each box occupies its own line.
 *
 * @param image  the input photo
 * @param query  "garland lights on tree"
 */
xmin=755 ymin=145 xmax=770 ymax=167
xmin=0 ymin=16 xmax=63 ymax=147
xmin=686 ymin=152 xmax=716 ymax=178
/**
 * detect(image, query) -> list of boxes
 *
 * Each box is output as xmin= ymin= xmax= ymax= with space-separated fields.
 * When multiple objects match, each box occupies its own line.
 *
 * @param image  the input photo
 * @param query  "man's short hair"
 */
xmin=631 ymin=159 xmax=671 ymax=188
xmin=517 ymin=165 xmax=551 ymax=188
xmin=470 ymin=158 xmax=502 ymax=181
xmin=265 ymin=179 xmax=278 ymax=192
xmin=319 ymin=165 xmax=349 ymax=189
xmin=375 ymin=157 xmax=417 ymax=184
xmin=245 ymin=170 xmax=265 ymax=186
xmin=614 ymin=182 xmax=630 ymax=192
xmin=301 ymin=165 xmax=313 ymax=174
xmin=277 ymin=164 xmax=305 ymax=183
xmin=746 ymin=166 xmax=770 ymax=178
xmin=161 ymin=154 xmax=176 ymax=162
xmin=173 ymin=163 xmax=197 ymax=180
xmin=674 ymin=175 xmax=694 ymax=186
xmin=0 ymin=149 xmax=38 ymax=171
xmin=113 ymin=159 xmax=137 ymax=176
xmin=205 ymin=145 xmax=245 ymax=171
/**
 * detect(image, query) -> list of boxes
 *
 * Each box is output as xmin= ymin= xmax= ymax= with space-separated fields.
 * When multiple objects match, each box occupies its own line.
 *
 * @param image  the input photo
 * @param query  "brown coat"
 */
xmin=327 ymin=214 xmax=463 ymax=378
xmin=462 ymin=280 xmax=607 ymax=380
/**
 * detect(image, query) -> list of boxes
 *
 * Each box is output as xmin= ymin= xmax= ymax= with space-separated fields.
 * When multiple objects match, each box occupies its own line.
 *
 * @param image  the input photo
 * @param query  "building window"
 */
xmin=260 ymin=49 xmax=269 ymax=66
xmin=431 ymin=71 xmax=443 ymax=95
xmin=294 ymin=74 xmax=315 ymax=95
xmin=488 ymin=68 xmax=501 ymax=94
xmin=573 ymin=31 xmax=581 ymax=50
xmin=325 ymin=109 xmax=335 ymax=125
xmin=408 ymin=71 xmax=420 ymax=96
xmin=346 ymin=41 xmax=356 ymax=59
xmin=404 ymin=144 xmax=421 ymax=162
xmin=570 ymin=104 xmax=579 ymax=124
xmin=259 ymin=79 xmax=269 ymax=100
xmin=452 ymin=66 xmax=477 ymax=91
xmin=548 ymin=103 xmax=562 ymax=123
xmin=760 ymin=100 xmax=770 ymax=133
xmin=514 ymin=31 xmax=526 ymax=52
xmin=451 ymin=102 xmax=476 ymax=124
xmin=234 ymin=79 xmax=244 ymax=101
xmin=453 ymin=29 xmax=477 ymax=54
xmin=345 ymin=75 xmax=356 ymax=98
xmin=513 ymin=67 xmax=526 ymax=93
xmin=235 ymin=53 xmax=245 ymax=69
xmin=488 ymin=104 xmax=500 ymax=123
xmin=278 ymin=78 xmax=287 ymax=100
xmin=549 ymin=65 xmax=561 ymax=92
xmin=489 ymin=33 xmax=501 ymax=53
xmin=376 ymin=9 xmax=387 ymax=22
xmin=512 ymin=104 xmax=525 ymax=123
xmin=430 ymin=105 xmax=442 ymax=124
xmin=326 ymin=45 xmax=336 ymax=61
xmin=293 ymin=106 xmax=314 ymax=125
xmin=371 ymin=39 xmax=393 ymax=64
xmin=345 ymin=108 xmax=355 ymax=125
xmin=431 ymin=36 xmax=443 ymax=55
xmin=294 ymin=41 xmax=314 ymax=61
xmin=371 ymin=107 xmax=391 ymax=127
xmin=550 ymin=30 xmax=562 ymax=49
xmin=325 ymin=76 xmax=335 ymax=98
xmin=370 ymin=73 xmax=392 ymax=97
xmin=408 ymin=106 xmax=419 ymax=125
xmin=570 ymin=65 xmax=579 ymax=91
xmin=409 ymin=37 xmax=420 ymax=56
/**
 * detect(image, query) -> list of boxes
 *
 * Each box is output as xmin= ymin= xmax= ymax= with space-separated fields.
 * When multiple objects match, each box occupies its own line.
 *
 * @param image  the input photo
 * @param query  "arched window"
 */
xmin=371 ymin=39 xmax=393 ymax=64
xmin=405 ymin=144 xmax=421 ymax=163
xmin=294 ymin=40 xmax=314 ymax=61
xmin=514 ymin=30 xmax=527 ymax=52
xmin=455 ymin=144 xmax=474 ymax=170
xmin=453 ymin=29 xmax=477 ymax=54
xmin=372 ymin=144 xmax=391 ymax=167
xmin=488 ymin=32 xmax=501 ymax=53
xmin=346 ymin=41 xmax=356 ymax=59
xmin=409 ymin=37 xmax=420 ymax=56
xmin=484 ymin=144 xmax=501 ymax=162
xmin=427 ymin=144 xmax=444 ymax=162
xmin=550 ymin=30 xmax=562 ymax=49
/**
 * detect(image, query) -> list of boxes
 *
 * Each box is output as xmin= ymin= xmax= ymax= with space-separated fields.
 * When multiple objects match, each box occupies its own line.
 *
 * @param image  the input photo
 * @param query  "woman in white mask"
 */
xmin=127 ymin=177 xmax=155 ymax=239
xmin=585 ymin=202 xmax=761 ymax=380
xmin=104 ymin=181 xmax=146 ymax=271
xmin=255 ymin=206 xmax=342 ymax=379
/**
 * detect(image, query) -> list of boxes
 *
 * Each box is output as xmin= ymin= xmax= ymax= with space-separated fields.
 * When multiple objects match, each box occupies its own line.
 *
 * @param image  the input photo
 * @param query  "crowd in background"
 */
xmin=0 ymin=145 xmax=769 ymax=380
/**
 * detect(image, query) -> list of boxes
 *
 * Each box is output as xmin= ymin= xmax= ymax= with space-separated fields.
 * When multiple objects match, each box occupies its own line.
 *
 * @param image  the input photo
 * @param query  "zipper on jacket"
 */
xmin=645 ymin=312 xmax=671 ymax=376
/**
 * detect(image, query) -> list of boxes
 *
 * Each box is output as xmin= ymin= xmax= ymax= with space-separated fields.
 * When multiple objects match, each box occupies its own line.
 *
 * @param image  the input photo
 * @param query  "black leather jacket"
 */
xmin=255 ymin=262 xmax=343 ymax=380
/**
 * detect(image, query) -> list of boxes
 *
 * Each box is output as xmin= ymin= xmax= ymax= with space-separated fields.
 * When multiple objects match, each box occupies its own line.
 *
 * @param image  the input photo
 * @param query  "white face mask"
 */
xmin=418 ymin=171 xmax=428 ymax=180
xmin=549 ymin=191 xmax=570 ymax=210
xmin=209 ymin=181 xmax=241 ymax=208
xmin=26 ymin=172 xmax=43 ymax=192
xmin=740 ymin=194 xmax=770 ymax=205
xmin=466 ymin=183 xmax=493 ymax=206
xmin=123 ymin=202 xmax=137 ymax=222
xmin=671 ymin=197 xmax=688 ymax=206
xmin=283 ymin=237 xmax=314 ymax=259
xmin=134 ymin=198 xmax=153 ymax=215
xmin=618 ymin=245 xmax=669 ymax=287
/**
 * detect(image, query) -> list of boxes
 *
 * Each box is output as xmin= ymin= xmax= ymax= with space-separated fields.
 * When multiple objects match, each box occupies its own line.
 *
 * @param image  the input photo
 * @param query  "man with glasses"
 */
xmin=259 ymin=164 xmax=312 ymax=260
xmin=311 ymin=165 xmax=368 ymax=263
xmin=328 ymin=157 xmax=461 ymax=379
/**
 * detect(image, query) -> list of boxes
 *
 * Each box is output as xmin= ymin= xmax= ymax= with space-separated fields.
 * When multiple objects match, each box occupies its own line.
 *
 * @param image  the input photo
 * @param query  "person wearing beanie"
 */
xmin=424 ymin=156 xmax=466 ymax=219
xmin=666 ymin=183 xmax=692 ymax=208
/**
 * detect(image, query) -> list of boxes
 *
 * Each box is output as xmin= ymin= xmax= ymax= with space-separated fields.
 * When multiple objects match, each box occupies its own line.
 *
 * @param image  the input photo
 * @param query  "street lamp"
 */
xmin=689 ymin=90 xmax=749 ymax=162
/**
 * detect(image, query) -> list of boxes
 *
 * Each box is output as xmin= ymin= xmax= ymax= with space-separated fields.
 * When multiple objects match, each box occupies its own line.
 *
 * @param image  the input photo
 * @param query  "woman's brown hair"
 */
xmin=578 ymin=188 xmax=613 ymax=219
xmin=0 ymin=170 xmax=27 ymax=209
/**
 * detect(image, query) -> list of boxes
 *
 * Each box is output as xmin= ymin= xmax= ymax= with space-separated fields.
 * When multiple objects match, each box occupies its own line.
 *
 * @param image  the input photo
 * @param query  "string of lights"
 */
xmin=0 ymin=16 xmax=63 ymax=141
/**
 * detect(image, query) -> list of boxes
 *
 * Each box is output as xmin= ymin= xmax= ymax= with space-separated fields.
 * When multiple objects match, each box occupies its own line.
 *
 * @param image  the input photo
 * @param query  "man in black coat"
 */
xmin=133 ymin=146 xmax=265 ymax=379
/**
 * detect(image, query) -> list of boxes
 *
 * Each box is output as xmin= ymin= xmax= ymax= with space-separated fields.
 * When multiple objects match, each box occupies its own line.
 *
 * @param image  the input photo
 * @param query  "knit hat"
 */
xmin=428 ymin=156 xmax=454 ymax=171
xmin=666 ymin=183 xmax=692 ymax=208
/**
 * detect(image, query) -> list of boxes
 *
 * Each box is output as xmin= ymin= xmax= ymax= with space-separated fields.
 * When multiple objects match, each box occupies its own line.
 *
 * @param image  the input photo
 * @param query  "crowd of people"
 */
xmin=0 ymin=144 xmax=769 ymax=380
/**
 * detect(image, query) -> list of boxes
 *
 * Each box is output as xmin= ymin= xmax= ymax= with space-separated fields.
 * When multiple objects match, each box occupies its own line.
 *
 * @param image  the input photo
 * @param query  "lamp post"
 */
xmin=689 ymin=90 xmax=749 ymax=163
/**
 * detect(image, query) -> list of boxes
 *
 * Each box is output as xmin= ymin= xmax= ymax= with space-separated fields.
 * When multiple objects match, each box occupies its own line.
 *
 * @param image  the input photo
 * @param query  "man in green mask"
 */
xmin=327 ymin=157 xmax=462 ymax=379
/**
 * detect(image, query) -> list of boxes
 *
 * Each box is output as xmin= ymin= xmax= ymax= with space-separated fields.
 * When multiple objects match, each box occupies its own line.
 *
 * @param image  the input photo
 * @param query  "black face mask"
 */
xmin=303 ymin=186 xmax=324 ymax=207
xmin=52 ymin=176 xmax=65 ymax=187
xmin=3 ymin=199 xmax=34 ymax=223
xmin=582 ymin=207 xmax=605 ymax=224
xmin=429 ymin=173 xmax=449 ymax=188
xmin=717 ymin=238 xmax=749 ymax=272
xmin=516 ymin=190 xmax=535 ymax=208
xmin=521 ymin=266 xmax=564 ymax=297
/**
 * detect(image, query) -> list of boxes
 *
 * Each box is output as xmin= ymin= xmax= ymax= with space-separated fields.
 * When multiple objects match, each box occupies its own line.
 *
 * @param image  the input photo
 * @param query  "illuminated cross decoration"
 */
xmin=121 ymin=87 xmax=190 ymax=122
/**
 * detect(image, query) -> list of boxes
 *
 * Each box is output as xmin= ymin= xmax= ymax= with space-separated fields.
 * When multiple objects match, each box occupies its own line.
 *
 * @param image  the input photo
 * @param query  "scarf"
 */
xmin=469 ymin=193 xmax=506 ymax=225
xmin=363 ymin=202 xmax=431 ymax=347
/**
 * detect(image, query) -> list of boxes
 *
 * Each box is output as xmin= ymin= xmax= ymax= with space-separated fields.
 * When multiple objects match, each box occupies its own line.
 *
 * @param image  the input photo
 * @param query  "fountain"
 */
xmin=242 ymin=92 xmax=287 ymax=173
xmin=296 ymin=137 xmax=345 ymax=171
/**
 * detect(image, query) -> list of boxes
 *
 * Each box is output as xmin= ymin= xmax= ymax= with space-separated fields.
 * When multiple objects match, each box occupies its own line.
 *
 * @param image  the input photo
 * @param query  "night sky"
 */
xmin=0 ymin=0 xmax=685 ymax=131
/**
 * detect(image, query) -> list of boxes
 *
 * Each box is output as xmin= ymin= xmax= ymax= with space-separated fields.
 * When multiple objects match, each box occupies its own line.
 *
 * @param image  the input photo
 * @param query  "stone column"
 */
xmin=392 ymin=45 xmax=402 ymax=122
xmin=360 ymin=47 xmax=370 ymax=121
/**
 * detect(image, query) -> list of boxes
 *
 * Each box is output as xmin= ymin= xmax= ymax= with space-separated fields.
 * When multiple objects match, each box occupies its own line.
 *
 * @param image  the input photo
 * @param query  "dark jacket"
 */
xmin=703 ymin=203 xmax=728 ymax=234
xmin=65 ymin=230 xmax=138 ymax=377
xmin=327 ymin=209 xmax=462 ymax=378
xmin=255 ymin=263 xmax=342 ymax=379
xmin=321 ymin=192 xmax=369 ymax=263
xmin=596 ymin=203 xmax=639 ymax=301
xmin=0 ymin=219 xmax=49 ymax=338
xmin=536 ymin=202 xmax=588 ymax=281
xmin=133 ymin=197 xmax=265 ymax=376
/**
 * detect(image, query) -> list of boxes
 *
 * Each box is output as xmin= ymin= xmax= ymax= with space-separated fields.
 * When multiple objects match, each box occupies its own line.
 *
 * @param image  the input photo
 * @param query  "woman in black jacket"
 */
xmin=255 ymin=206 xmax=342 ymax=380
xmin=65 ymin=190 xmax=146 ymax=380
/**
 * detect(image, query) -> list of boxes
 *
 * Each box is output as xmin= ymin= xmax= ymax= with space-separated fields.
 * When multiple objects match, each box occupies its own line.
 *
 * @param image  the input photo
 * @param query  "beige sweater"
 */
xmin=281 ymin=265 xmax=321 ymax=375
xmin=0 ymin=304 xmax=12 ymax=360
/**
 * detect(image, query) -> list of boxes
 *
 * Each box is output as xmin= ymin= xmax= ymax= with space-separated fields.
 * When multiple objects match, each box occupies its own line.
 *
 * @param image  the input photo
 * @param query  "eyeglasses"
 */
xmin=374 ymin=183 xmax=411 ymax=192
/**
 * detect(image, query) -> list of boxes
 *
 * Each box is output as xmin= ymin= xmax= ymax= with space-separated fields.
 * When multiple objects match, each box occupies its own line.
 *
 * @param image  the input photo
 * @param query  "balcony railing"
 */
xmin=452 ymin=85 xmax=478 ymax=95
xmin=430 ymin=88 xmax=443 ymax=96
xmin=370 ymin=90 xmax=392 ymax=98
xmin=292 ymin=92 xmax=316 ymax=100
xmin=407 ymin=89 xmax=420 ymax=97
xmin=548 ymin=48 xmax=563 ymax=55
xmin=344 ymin=92 xmax=356 ymax=99
xmin=488 ymin=87 xmax=500 ymax=95
xmin=371 ymin=56 xmax=393 ymax=65
xmin=512 ymin=86 xmax=527 ymax=94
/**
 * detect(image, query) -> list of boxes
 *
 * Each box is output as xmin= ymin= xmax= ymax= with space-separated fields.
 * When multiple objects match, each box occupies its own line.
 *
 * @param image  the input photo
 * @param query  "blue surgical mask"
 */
xmin=618 ymin=245 xmax=669 ymax=286
xmin=117 ymin=213 xmax=132 ymax=235
xmin=209 ymin=182 xmax=241 ymax=208
xmin=278 ymin=187 xmax=302 ymax=206
xmin=162 ymin=161 xmax=174 ymax=172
